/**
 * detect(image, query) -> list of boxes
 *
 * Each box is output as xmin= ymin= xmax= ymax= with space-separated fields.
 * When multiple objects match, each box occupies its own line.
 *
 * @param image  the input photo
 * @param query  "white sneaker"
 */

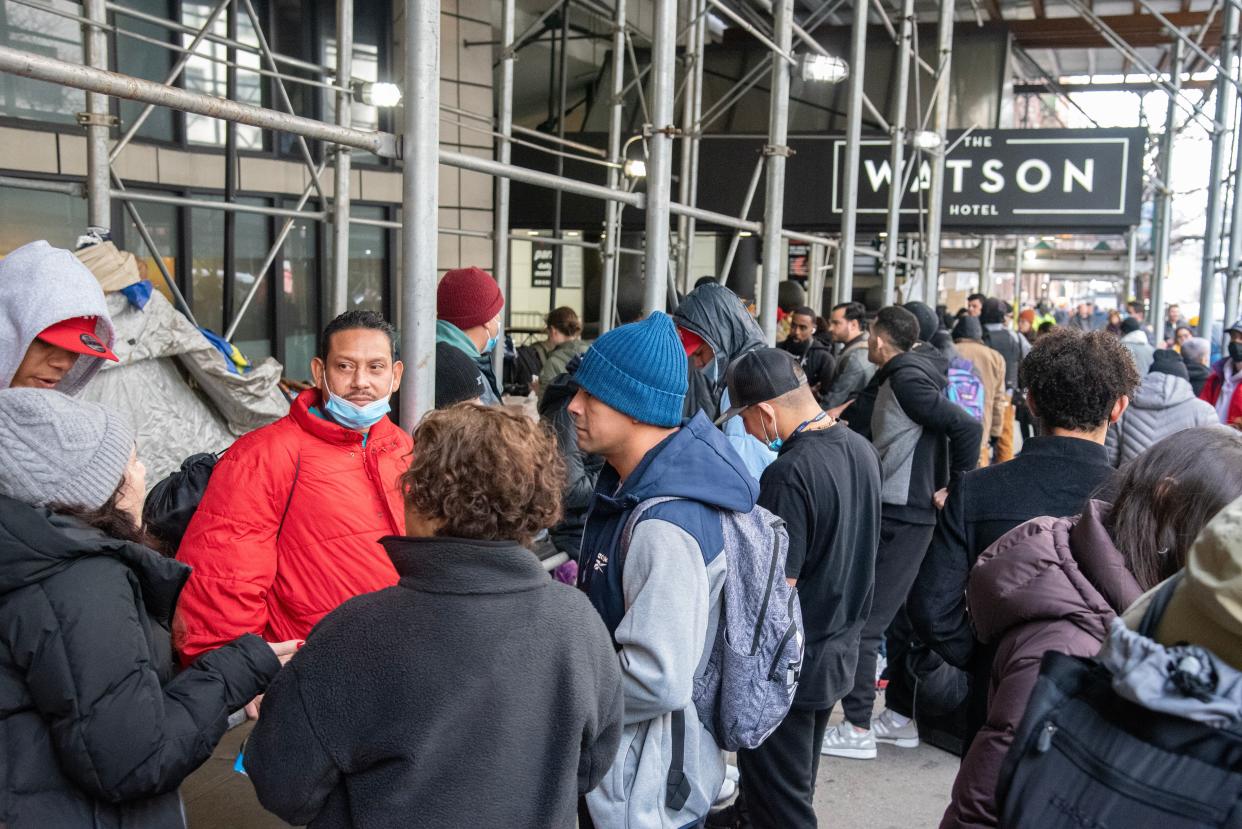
xmin=819 ymin=721 xmax=877 ymax=759
xmin=724 ymin=764 xmax=740 ymax=783
xmin=872 ymin=709 xmax=920 ymax=748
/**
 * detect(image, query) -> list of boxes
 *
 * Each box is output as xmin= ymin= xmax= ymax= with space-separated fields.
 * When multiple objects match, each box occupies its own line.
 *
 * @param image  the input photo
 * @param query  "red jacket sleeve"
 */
xmin=173 ymin=438 xmax=297 ymax=666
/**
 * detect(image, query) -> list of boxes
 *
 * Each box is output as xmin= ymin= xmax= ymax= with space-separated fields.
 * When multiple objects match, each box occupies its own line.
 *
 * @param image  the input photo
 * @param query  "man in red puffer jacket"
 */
xmin=174 ymin=311 xmax=412 ymax=673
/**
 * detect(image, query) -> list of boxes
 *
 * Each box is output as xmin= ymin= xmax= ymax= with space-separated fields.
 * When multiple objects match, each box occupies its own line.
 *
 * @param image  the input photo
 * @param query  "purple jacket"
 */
xmin=940 ymin=500 xmax=1142 ymax=828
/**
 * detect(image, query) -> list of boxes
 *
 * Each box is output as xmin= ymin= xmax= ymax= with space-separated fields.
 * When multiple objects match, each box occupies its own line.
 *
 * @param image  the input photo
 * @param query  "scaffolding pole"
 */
xmin=1152 ymin=39 xmax=1182 ymax=346
xmin=493 ymin=0 xmax=515 ymax=371
xmin=759 ymin=0 xmax=793 ymax=343
xmin=1199 ymin=0 xmax=1238 ymax=340
xmin=643 ymin=0 xmax=677 ymax=315
xmin=978 ymin=236 xmax=995 ymax=294
xmin=719 ymin=156 xmax=765 ymax=286
xmin=837 ymin=0 xmax=868 ymax=308
xmin=331 ymin=0 xmax=355 ymax=317
xmin=676 ymin=0 xmax=706 ymax=291
xmin=83 ymin=0 xmax=111 ymax=228
xmin=882 ymin=0 xmax=912 ymax=305
xmin=400 ymin=0 xmax=440 ymax=428
xmin=922 ymin=0 xmax=954 ymax=306
xmin=1226 ymin=55 xmax=1242 ymax=343
xmin=599 ymin=0 xmax=627 ymax=333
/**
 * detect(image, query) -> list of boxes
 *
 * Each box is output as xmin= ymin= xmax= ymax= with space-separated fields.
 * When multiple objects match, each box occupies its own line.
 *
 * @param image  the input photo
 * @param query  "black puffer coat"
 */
xmin=0 ymin=495 xmax=280 ymax=829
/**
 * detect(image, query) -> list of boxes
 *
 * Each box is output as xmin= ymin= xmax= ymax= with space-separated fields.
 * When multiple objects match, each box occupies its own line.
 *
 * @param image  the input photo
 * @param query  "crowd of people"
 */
xmin=1 ymin=237 xmax=1242 ymax=829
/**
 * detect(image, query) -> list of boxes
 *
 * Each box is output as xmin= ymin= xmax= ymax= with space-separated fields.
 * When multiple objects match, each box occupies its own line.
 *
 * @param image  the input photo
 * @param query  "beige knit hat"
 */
xmin=0 ymin=388 xmax=134 ymax=510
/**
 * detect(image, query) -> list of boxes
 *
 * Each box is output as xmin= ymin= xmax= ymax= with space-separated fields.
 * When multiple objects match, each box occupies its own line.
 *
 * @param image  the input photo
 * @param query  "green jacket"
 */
xmin=538 ymin=339 xmax=591 ymax=394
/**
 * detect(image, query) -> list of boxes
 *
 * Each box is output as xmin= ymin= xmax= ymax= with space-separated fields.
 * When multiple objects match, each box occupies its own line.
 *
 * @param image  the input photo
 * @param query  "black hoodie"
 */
xmin=0 ymin=496 xmax=279 ymax=829
xmin=673 ymin=282 xmax=767 ymax=407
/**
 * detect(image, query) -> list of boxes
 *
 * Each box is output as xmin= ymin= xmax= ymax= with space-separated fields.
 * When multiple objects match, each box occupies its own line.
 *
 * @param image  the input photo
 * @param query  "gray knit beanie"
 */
xmin=0 ymin=388 xmax=134 ymax=510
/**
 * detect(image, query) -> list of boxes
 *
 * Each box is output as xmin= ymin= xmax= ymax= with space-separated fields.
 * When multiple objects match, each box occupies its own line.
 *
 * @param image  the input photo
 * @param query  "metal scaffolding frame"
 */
xmin=5 ymin=0 xmax=1242 ymax=425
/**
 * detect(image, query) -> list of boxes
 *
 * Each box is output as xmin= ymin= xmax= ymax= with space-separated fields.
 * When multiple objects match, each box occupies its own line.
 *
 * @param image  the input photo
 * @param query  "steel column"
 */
xmin=759 ymin=0 xmax=793 ymax=343
xmin=83 ymin=0 xmax=111 ymax=228
xmin=718 ymin=157 xmax=765 ymax=285
xmin=642 ymin=0 xmax=677 ymax=315
xmin=837 ymin=0 xmax=868 ymax=308
xmin=550 ymin=3 xmax=570 ymax=312
xmin=399 ymin=0 xmax=440 ymax=428
xmin=882 ymin=0 xmax=913 ymax=305
xmin=676 ymin=0 xmax=705 ymax=291
xmin=978 ymin=237 xmax=995 ymax=295
xmin=1199 ymin=0 xmax=1238 ymax=339
xmin=1226 ymin=49 xmax=1242 ymax=344
xmin=922 ymin=0 xmax=955 ymax=306
xmin=599 ymin=0 xmax=627 ymax=333
xmin=1152 ymin=39 xmax=1183 ymax=346
xmin=493 ymin=0 xmax=515 ymax=371
xmin=331 ymin=0 xmax=354 ymax=316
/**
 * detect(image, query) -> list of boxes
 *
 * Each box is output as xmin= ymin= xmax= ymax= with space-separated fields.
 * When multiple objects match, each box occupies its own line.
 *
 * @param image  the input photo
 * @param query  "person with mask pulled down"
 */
xmin=436 ymin=266 xmax=504 ymax=404
xmin=174 ymin=311 xmax=413 ymax=712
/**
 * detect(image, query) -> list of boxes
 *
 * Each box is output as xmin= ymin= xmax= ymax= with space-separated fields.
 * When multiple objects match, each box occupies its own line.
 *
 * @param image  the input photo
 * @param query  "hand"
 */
xmin=244 ymin=694 xmax=264 ymax=720
xmin=268 ymin=639 xmax=302 ymax=666
xmin=826 ymin=400 xmax=854 ymax=419
xmin=933 ymin=488 xmax=949 ymax=510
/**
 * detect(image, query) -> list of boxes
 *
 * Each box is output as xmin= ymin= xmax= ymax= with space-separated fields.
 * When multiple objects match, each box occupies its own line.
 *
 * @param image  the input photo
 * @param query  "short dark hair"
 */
xmin=545 ymin=306 xmax=582 ymax=337
xmin=872 ymin=306 xmax=920 ymax=353
xmin=1019 ymin=329 xmax=1140 ymax=432
xmin=980 ymin=297 xmax=1006 ymax=325
xmin=1107 ymin=427 xmax=1242 ymax=590
xmin=967 ymin=293 xmax=987 ymax=304
xmin=832 ymin=301 xmax=867 ymax=327
xmin=319 ymin=310 xmax=399 ymax=361
xmin=694 ymin=275 xmax=719 ymax=289
xmin=792 ymin=305 xmax=816 ymax=319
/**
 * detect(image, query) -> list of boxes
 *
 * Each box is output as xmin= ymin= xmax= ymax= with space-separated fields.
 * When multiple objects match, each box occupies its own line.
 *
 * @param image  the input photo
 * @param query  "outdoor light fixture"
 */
xmin=1024 ymin=248 xmax=1039 ymax=262
xmin=354 ymin=81 xmax=403 ymax=108
xmin=623 ymin=158 xmax=648 ymax=178
xmin=798 ymin=54 xmax=849 ymax=84
xmin=911 ymin=131 xmax=943 ymax=150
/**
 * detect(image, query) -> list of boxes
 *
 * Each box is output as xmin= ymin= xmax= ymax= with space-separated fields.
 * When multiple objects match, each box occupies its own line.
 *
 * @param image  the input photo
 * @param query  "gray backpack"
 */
xmin=621 ymin=496 xmax=805 ymax=752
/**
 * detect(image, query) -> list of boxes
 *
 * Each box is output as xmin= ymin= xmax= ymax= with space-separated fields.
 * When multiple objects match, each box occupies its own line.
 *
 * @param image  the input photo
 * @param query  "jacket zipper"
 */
xmin=1035 ymin=719 xmax=1224 ymax=823
xmin=750 ymin=520 xmax=782 ymax=655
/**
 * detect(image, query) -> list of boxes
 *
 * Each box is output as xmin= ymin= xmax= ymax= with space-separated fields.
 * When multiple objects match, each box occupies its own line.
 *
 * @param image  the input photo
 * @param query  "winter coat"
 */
xmin=1105 ymin=372 xmax=1219 ymax=466
xmin=539 ymin=366 xmax=604 ymax=556
xmin=538 ymin=338 xmax=591 ymax=394
xmin=778 ymin=336 xmax=836 ymax=407
xmin=825 ymin=334 xmax=875 ymax=410
xmin=248 ymin=536 xmax=622 ymax=829
xmin=1186 ymin=357 xmax=1212 ymax=396
xmin=870 ymin=346 xmax=983 ymax=524
xmin=1121 ymin=329 xmax=1156 ymax=375
xmin=436 ymin=319 xmax=501 ymax=403
xmin=0 ymin=495 xmax=280 ymax=829
xmin=579 ymin=411 xmax=759 ymax=829
xmin=954 ymin=339 xmax=1007 ymax=441
xmin=1200 ymin=357 xmax=1242 ymax=426
xmin=942 ymin=500 xmax=1142 ymax=829
xmin=174 ymin=388 xmax=411 ymax=664
xmin=982 ymin=324 xmax=1028 ymax=392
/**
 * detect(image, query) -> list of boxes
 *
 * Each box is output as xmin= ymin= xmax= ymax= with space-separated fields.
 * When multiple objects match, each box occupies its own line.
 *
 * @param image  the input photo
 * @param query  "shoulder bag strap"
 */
xmin=1138 ymin=571 xmax=1185 ymax=639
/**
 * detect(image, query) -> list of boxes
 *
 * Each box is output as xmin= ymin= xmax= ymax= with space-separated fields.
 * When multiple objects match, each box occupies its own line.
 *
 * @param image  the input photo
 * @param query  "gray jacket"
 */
xmin=1105 ymin=372 xmax=1218 ymax=467
xmin=825 ymin=335 xmax=875 ymax=409
xmin=1121 ymin=329 xmax=1156 ymax=375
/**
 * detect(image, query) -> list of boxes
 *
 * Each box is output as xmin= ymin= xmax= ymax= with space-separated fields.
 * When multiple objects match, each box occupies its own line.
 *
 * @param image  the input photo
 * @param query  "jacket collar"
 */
xmin=1016 ymin=434 xmax=1109 ymax=465
xmin=381 ymin=536 xmax=550 ymax=594
xmin=1069 ymin=500 xmax=1144 ymax=615
xmin=289 ymin=388 xmax=403 ymax=448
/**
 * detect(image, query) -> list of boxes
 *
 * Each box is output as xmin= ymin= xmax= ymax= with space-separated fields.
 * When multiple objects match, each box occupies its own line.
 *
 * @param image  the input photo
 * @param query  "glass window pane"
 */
xmin=346 ymin=206 xmax=386 ymax=313
xmin=121 ymin=197 xmax=180 ymax=304
xmin=182 ymin=0 xmax=262 ymax=148
xmin=190 ymin=202 xmax=225 ymax=333
xmin=280 ymin=213 xmax=318 ymax=382
xmin=231 ymin=203 xmax=272 ymax=360
xmin=0 ymin=184 xmax=88 ymax=255
xmin=115 ymin=0 xmax=174 ymax=141
xmin=0 ymin=0 xmax=86 ymax=123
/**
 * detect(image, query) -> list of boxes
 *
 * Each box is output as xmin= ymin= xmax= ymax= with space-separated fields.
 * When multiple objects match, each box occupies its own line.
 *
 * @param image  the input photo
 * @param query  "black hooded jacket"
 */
xmin=673 ymin=282 xmax=767 ymax=408
xmin=0 ymin=495 xmax=279 ymax=829
xmin=538 ymin=362 xmax=605 ymax=556
xmin=779 ymin=336 xmax=837 ymax=406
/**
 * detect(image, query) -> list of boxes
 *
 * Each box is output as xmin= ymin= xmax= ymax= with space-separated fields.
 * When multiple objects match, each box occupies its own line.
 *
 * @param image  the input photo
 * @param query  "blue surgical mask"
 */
xmin=760 ymin=412 xmax=782 ymax=452
xmin=322 ymin=380 xmax=392 ymax=430
xmin=482 ymin=321 xmax=499 ymax=355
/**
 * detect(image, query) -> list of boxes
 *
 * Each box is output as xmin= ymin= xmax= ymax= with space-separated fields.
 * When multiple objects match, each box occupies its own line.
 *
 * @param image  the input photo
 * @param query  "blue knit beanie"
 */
xmin=574 ymin=311 xmax=687 ymax=427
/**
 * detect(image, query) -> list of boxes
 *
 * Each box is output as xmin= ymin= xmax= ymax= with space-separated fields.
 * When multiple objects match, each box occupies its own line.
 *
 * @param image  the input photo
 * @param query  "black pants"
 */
xmin=735 ymin=706 xmax=833 ymax=829
xmin=882 ymin=606 xmax=917 ymax=719
xmin=841 ymin=516 xmax=935 ymax=729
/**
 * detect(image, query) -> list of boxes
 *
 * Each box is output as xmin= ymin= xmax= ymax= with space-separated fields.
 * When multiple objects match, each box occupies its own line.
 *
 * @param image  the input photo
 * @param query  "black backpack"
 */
xmin=143 ymin=452 xmax=220 ymax=552
xmin=996 ymin=575 xmax=1242 ymax=828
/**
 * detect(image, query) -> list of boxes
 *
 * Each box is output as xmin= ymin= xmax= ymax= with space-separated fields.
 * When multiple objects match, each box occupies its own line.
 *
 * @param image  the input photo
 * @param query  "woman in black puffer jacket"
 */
xmin=0 ymin=388 xmax=296 ymax=829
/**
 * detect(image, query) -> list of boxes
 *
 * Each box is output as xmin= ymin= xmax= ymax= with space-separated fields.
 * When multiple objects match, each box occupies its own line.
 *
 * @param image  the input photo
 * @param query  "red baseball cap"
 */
xmin=36 ymin=316 xmax=119 ymax=362
xmin=678 ymin=326 xmax=706 ymax=356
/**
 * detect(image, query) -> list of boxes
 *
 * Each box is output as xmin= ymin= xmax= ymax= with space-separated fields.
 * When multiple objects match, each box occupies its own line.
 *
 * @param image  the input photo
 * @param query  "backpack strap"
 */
xmin=618 ymin=495 xmax=683 ymax=567
xmin=665 ymin=709 xmax=691 ymax=812
xmin=1137 ymin=571 xmax=1185 ymax=639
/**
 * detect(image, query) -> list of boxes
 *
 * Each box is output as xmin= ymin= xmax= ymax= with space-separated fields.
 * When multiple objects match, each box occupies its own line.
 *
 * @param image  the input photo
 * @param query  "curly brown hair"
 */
xmin=1018 ymin=328 xmax=1141 ymax=432
xmin=401 ymin=403 xmax=565 ymax=545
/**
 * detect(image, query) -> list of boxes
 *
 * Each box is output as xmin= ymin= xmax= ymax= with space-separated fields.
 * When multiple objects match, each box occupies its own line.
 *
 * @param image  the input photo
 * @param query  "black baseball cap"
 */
xmin=716 ymin=348 xmax=805 ymax=425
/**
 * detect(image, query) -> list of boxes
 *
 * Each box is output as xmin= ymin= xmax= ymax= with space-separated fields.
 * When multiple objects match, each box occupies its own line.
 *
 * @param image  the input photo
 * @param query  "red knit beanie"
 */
xmin=437 ymin=267 xmax=504 ymax=331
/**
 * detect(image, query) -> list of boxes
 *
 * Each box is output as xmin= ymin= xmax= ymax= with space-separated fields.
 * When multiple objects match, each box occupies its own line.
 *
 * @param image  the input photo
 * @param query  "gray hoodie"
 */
xmin=0 ymin=240 xmax=114 ymax=395
xmin=1105 ymin=372 xmax=1219 ymax=466
xmin=1121 ymin=329 xmax=1156 ymax=375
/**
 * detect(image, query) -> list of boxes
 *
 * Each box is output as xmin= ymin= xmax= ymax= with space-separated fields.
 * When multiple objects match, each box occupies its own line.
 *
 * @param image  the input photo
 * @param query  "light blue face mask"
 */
xmin=482 ymin=321 xmax=499 ymax=355
xmin=322 ymin=379 xmax=393 ymax=430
